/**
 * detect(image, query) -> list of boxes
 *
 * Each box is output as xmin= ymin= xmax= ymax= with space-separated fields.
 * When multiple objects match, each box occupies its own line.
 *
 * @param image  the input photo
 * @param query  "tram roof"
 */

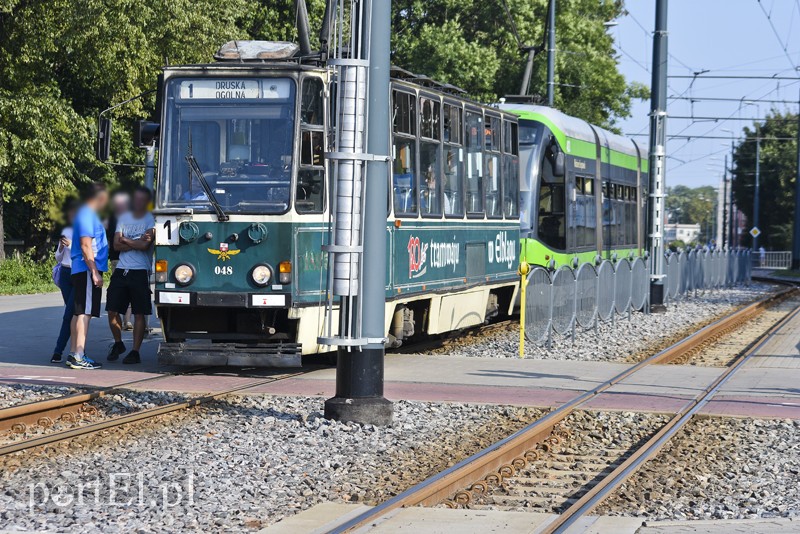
xmin=497 ymin=104 xmax=647 ymax=173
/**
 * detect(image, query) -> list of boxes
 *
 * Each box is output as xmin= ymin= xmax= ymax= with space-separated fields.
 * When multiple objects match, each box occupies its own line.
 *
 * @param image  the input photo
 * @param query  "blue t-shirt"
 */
xmin=70 ymin=206 xmax=109 ymax=274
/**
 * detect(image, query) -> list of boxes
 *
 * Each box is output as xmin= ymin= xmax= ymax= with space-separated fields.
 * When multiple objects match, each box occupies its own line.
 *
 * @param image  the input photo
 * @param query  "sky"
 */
xmin=610 ymin=0 xmax=800 ymax=188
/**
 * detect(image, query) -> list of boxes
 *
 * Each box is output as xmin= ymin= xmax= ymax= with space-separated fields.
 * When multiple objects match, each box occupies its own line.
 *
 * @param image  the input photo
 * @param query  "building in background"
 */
xmin=664 ymin=223 xmax=701 ymax=244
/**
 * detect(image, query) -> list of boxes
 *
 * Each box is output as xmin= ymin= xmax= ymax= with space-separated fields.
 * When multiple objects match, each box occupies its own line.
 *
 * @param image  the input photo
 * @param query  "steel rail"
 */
xmin=326 ymin=286 xmax=796 ymax=533
xmin=542 ymin=302 xmax=800 ymax=533
xmin=0 ymin=369 xmax=310 ymax=457
xmin=0 ymin=366 xmax=212 ymax=433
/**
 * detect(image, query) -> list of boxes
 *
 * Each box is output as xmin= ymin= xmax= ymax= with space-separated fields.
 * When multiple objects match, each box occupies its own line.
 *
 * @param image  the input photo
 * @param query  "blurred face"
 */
xmin=96 ymin=191 xmax=110 ymax=212
xmin=67 ymin=208 xmax=77 ymax=224
xmin=113 ymin=195 xmax=130 ymax=215
xmin=132 ymin=191 xmax=150 ymax=213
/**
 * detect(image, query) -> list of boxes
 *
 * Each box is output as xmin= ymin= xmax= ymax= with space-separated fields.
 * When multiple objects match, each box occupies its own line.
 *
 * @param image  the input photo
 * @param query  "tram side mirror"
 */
xmin=135 ymin=120 xmax=160 ymax=148
xmin=553 ymin=150 xmax=566 ymax=178
xmin=97 ymin=117 xmax=112 ymax=161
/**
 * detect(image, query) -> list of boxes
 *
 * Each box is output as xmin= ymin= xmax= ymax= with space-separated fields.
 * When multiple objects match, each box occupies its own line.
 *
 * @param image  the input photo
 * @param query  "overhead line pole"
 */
xmin=647 ymin=0 xmax=669 ymax=311
xmin=754 ymin=127 xmax=761 ymax=250
xmin=546 ymin=0 xmax=556 ymax=106
xmin=793 ymin=85 xmax=800 ymax=269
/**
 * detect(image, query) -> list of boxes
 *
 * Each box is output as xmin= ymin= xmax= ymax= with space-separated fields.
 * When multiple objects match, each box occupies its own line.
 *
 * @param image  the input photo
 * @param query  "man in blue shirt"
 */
xmin=68 ymin=182 xmax=110 ymax=370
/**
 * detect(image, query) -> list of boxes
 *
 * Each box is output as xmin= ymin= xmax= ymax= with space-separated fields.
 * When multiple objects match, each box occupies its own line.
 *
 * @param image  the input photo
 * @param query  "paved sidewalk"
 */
xmin=2 ymin=292 xmax=800 ymax=419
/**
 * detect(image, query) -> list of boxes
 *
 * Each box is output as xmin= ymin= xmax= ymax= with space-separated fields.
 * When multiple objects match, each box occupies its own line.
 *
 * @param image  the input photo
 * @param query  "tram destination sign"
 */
xmin=178 ymin=79 xmax=291 ymax=100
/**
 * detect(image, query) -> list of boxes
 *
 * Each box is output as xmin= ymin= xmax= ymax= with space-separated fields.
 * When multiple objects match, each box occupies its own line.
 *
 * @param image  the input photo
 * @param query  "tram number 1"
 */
xmin=155 ymin=216 xmax=179 ymax=245
xmin=214 ymin=265 xmax=233 ymax=276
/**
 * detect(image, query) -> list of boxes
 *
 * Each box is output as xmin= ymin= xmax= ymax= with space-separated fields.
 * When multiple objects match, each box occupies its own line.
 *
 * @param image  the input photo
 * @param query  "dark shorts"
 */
xmin=72 ymin=271 xmax=103 ymax=318
xmin=106 ymin=269 xmax=152 ymax=316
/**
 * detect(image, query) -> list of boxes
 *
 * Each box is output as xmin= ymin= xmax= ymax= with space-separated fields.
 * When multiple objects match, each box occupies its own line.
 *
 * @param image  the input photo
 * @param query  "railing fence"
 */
xmin=753 ymin=251 xmax=792 ymax=270
xmin=524 ymin=249 xmax=752 ymax=347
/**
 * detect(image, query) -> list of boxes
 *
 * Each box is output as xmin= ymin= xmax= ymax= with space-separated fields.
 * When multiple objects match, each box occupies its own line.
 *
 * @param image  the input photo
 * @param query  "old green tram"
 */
xmin=498 ymin=103 xmax=649 ymax=269
xmin=150 ymin=42 xmax=520 ymax=366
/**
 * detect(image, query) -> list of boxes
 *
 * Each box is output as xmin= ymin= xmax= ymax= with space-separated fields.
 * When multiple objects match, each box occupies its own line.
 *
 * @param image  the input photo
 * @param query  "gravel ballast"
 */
xmin=428 ymin=284 xmax=776 ymax=362
xmin=0 ymin=394 xmax=542 ymax=532
xmin=597 ymin=416 xmax=800 ymax=521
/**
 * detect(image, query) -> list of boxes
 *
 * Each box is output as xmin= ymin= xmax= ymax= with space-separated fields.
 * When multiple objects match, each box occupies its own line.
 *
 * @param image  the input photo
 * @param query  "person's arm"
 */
xmin=80 ymin=236 xmax=103 ymax=287
xmin=119 ymin=228 xmax=154 ymax=251
xmin=113 ymin=232 xmax=133 ymax=252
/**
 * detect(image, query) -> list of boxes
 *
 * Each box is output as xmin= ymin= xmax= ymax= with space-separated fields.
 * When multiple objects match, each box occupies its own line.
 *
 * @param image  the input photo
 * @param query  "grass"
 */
xmin=0 ymin=252 xmax=58 ymax=295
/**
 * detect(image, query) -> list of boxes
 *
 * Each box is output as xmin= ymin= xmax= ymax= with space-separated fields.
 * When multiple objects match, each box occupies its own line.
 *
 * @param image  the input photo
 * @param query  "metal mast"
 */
xmin=793 ymin=86 xmax=800 ymax=268
xmin=546 ymin=0 xmax=556 ymax=106
xmin=320 ymin=0 xmax=392 ymax=425
xmin=647 ymin=0 xmax=668 ymax=310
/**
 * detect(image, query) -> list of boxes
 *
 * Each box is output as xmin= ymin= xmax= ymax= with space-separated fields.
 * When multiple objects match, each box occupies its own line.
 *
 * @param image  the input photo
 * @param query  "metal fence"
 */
xmin=524 ymin=249 xmax=752 ymax=346
xmin=752 ymin=251 xmax=792 ymax=270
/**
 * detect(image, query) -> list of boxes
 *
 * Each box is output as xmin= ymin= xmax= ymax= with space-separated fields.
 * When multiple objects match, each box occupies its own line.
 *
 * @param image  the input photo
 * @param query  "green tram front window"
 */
xmin=159 ymin=77 xmax=296 ymax=214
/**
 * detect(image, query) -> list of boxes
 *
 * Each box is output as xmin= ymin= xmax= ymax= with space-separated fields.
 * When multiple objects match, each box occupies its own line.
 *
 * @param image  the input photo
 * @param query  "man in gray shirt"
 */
xmin=106 ymin=186 xmax=155 ymax=364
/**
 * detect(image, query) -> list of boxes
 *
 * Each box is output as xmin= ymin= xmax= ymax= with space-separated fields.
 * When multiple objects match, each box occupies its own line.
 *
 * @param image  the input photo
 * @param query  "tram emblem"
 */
xmin=407 ymin=236 xmax=428 ymax=279
xmin=208 ymin=242 xmax=241 ymax=261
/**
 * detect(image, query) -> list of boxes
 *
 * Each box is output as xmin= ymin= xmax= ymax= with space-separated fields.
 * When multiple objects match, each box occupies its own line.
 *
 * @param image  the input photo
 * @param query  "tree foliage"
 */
xmin=391 ymin=0 xmax=647 ymax=127
xmin=1 ymin=0 xmax=646 ymax=256
xmin=665 ymin=185 xmax=717 ymax=244
xmin=731 ymin=112 xmax=798 ymax=250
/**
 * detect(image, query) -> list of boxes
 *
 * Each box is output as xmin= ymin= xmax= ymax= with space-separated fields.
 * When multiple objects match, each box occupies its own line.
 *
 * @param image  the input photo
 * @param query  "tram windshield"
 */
xmin=159 ymin=77 xmax=296 ymax=214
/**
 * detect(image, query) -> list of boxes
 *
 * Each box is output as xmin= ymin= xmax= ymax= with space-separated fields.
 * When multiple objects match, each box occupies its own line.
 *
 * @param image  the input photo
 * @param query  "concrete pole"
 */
xmin=792 ymin=87 xmax=800 ymax=268
xmin=323 ymin=0 xmax=393 ymax=425
xmin=647 ymin=0 xmax=668 ymax=310
xmin=729 ymin=139 xmax=736 ymax=248
xmin=546 ymin=0 xmax=556 ymax=106
xmin=753 ymin=133 xmax=760 ymax=250
xmin=722 ymin=154 xmax=728 ymax=249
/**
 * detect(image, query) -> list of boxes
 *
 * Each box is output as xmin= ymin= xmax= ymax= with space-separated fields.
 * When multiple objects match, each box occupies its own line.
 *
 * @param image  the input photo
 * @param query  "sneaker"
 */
xmin=107 ymin=341 xmax=126 ymax=361
xmin=50 ymin=353 xmax=62 ymax=363
xmin=122 ymin=350 xmax=141 ymax=365
xmin=66 ymin=355 xmax=102 ymax=370
xmin=124 ymin=322 xmax=134 ymax=331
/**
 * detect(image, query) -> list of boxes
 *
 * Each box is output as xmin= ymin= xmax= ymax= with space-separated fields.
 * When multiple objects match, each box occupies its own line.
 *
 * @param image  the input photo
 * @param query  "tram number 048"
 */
xmin=214 ymin=266 xmax=233 ymax=276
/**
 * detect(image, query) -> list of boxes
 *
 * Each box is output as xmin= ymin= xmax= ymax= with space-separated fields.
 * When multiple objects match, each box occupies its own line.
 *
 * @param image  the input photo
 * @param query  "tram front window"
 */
xmin=159 ymin=78 xmax=296 ymax=214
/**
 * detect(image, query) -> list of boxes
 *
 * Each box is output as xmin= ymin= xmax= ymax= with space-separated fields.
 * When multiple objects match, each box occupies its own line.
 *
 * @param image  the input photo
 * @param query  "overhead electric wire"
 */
xmin=756 ymin=0 xmax=798 ymax=70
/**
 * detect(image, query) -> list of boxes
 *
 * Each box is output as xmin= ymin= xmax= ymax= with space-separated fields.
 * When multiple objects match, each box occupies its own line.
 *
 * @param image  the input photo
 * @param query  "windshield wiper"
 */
xmin=185 ymin=155 xmax=229 ymax=222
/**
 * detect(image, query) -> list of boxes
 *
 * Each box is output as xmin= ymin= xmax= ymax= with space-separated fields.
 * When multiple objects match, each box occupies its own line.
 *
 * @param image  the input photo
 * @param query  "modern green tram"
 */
xmin=498 ymin=103 xmax=649 ymax=270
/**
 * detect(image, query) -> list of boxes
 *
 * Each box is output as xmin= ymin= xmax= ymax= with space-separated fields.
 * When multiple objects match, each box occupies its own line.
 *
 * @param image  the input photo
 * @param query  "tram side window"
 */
xmin=484 ymin=116 xmax=502 ymax=218
xmin=502 ymin=121 xmax=519 ymax=218
xmin=465 ymin=111 xmax=484 ymax=214
xmin=443 ymin=145 xmax=464 ymax=217
xmin=571 ymin=177 xmax=596 ymax=248
xmin=420 ymin=140 xmax=442 ymax=216
xmin=297 ymin=78 xmax=325 ymax=213
xmin=443 ymin=104 xmax=461 ymax=144
xmin=393 ymin=137 xmax=417 ymax=214
xmin=393 ymin=91 xmax=416 ymax=135
xmin=420 ymin=96 xmax=440 ymax=140
xmin=300 ymin=77 xmax=324 ymax=125
xmin=538 ymin=138 xmax=566 ymax=250
xmin=392 ymin=91 xmax=418 ymax=216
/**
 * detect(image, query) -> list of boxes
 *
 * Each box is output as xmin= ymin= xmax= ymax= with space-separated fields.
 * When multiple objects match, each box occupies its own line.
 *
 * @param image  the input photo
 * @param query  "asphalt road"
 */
xmin=0 ymin=291 xmax=163 ymax=372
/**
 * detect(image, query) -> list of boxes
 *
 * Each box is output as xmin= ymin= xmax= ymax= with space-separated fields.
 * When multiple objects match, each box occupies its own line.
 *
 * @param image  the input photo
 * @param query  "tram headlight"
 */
xmin=174 ymin=264 xmax=195 ymax=286
xmin=252 ymin=264 xmax=272 ymax=287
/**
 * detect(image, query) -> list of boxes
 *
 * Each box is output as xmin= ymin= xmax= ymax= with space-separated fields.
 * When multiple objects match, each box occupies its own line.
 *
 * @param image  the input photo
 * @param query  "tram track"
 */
xmin=0 ymin=366 xmax=317 ymax=457
xmin=325 ymin=284 xmax=799 ymax=533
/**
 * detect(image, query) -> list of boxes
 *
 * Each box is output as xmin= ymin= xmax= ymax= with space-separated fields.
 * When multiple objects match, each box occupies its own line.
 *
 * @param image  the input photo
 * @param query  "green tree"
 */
xmin=391 ymin=0 xmax=648 ymax=128
xmin=665 ymin=184 xmax=717 ymax=244
xmin=0 ymin=0 xmax=251 ymax=253
xmin=731 ymin=112 xmax=798 ymax=250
